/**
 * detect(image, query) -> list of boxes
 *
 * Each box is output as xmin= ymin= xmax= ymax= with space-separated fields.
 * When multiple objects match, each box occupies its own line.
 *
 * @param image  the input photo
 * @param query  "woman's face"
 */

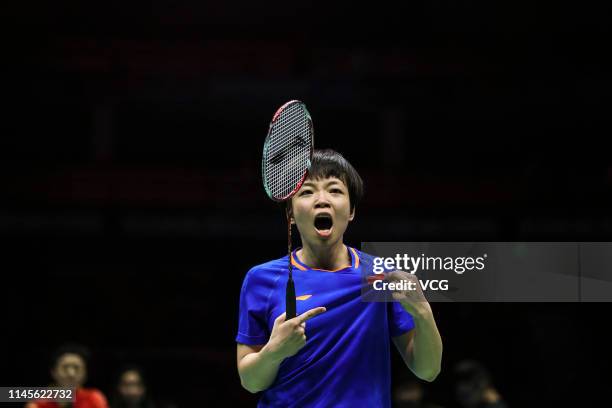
xmin=51 ymin=353 xmax=87 ymax=388
xmin=118 ymin=370 xmax=145 ymax=403
xmin=290 ymin=176 xmax=354 ymax=247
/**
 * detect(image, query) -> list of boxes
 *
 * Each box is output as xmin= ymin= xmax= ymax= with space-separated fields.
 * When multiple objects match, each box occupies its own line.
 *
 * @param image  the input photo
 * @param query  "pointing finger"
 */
xmin=296 ymin=307 xmax=327 ymax=324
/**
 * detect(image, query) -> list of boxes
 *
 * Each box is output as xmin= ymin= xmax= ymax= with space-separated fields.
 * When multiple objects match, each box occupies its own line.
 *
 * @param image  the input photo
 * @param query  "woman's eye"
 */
xmin=300 ymin=190 xmax=313 ymax=196
xmin=330 ymin=188 xmax=343 ymax=194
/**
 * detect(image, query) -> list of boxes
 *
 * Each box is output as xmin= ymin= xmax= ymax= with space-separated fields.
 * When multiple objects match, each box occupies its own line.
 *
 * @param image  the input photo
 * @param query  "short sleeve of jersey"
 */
xmin=236 ymin=267 xmax=275 ymax=345
xmin=388 ymin=301 xmax=415 ymax=337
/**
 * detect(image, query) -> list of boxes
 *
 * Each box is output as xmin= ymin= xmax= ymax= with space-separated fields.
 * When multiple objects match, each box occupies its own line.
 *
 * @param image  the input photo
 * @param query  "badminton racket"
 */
xmin=261 ymin=100 xmax=314 ymax=319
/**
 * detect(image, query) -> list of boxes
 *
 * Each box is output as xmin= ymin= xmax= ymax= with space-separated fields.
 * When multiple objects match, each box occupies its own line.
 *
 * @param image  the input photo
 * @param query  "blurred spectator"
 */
xmin=25 ymin=343 xmax=108 ymax=408
xmin=453 ymin=360 xmax=507 ymax=408
xmin=394 ymin=379 xmax=445 ymax=408
xmin=110 ymin=366 xmax=155 ymax=408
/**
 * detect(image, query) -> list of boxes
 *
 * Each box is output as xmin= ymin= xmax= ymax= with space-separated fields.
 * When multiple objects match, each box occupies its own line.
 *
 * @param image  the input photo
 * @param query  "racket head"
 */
xmin=262 ymin=100 xmax=314 ymax=202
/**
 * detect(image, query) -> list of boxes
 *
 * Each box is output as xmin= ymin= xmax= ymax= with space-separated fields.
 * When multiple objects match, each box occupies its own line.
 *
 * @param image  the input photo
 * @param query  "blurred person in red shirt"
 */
xmin=25 ymin=343 xmax=108 ymax=408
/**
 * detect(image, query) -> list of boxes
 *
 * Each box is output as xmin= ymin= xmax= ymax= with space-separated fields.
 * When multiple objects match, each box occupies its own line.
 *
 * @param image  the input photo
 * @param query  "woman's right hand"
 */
xmin=264 ymin=307 xmax=327 ymax=360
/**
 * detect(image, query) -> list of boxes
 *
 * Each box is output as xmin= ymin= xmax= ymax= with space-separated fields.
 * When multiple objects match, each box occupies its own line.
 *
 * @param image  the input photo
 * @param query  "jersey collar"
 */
xmin=291 ymin=245 xmax=360 ymax=272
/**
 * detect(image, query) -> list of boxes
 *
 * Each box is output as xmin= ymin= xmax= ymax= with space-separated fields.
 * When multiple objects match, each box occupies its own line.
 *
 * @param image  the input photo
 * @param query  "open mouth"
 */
xmin=314 ymin=213 xmax=333 ymax=237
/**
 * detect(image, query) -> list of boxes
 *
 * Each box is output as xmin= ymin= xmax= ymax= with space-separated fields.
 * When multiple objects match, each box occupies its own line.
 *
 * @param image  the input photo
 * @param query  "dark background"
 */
xmin=2 ymin=1 xmax=611 ymax=406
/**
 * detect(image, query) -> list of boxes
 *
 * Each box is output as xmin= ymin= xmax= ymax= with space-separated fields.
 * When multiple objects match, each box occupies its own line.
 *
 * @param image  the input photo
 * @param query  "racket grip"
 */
xmin=286 ymin=276 xmax=297 ymax=319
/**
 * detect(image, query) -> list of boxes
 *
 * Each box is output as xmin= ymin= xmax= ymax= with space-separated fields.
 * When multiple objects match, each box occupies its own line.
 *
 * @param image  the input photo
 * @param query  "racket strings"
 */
xmin=268 ymin=103 xmax=306 ymax=155
xmin=264 ymin=103 xmax=312 ymax=199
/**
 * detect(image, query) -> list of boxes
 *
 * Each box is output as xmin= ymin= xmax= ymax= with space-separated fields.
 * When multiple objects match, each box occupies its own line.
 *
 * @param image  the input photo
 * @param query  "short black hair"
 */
xmin=49 ymin=343 xmax=91 ymax=370
xmin=284 ymin=149 xmax=364 ymax=213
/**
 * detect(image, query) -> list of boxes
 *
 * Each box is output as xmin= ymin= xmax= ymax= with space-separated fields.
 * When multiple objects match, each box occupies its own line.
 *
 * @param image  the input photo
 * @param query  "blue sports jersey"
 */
xmin=236 ymin=246 xmax=415 ymax=407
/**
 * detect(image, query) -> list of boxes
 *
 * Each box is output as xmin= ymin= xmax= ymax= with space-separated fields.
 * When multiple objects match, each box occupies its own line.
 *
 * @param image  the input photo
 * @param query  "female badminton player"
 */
xmin=236 ymin=149 xmax=443 ymax=407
